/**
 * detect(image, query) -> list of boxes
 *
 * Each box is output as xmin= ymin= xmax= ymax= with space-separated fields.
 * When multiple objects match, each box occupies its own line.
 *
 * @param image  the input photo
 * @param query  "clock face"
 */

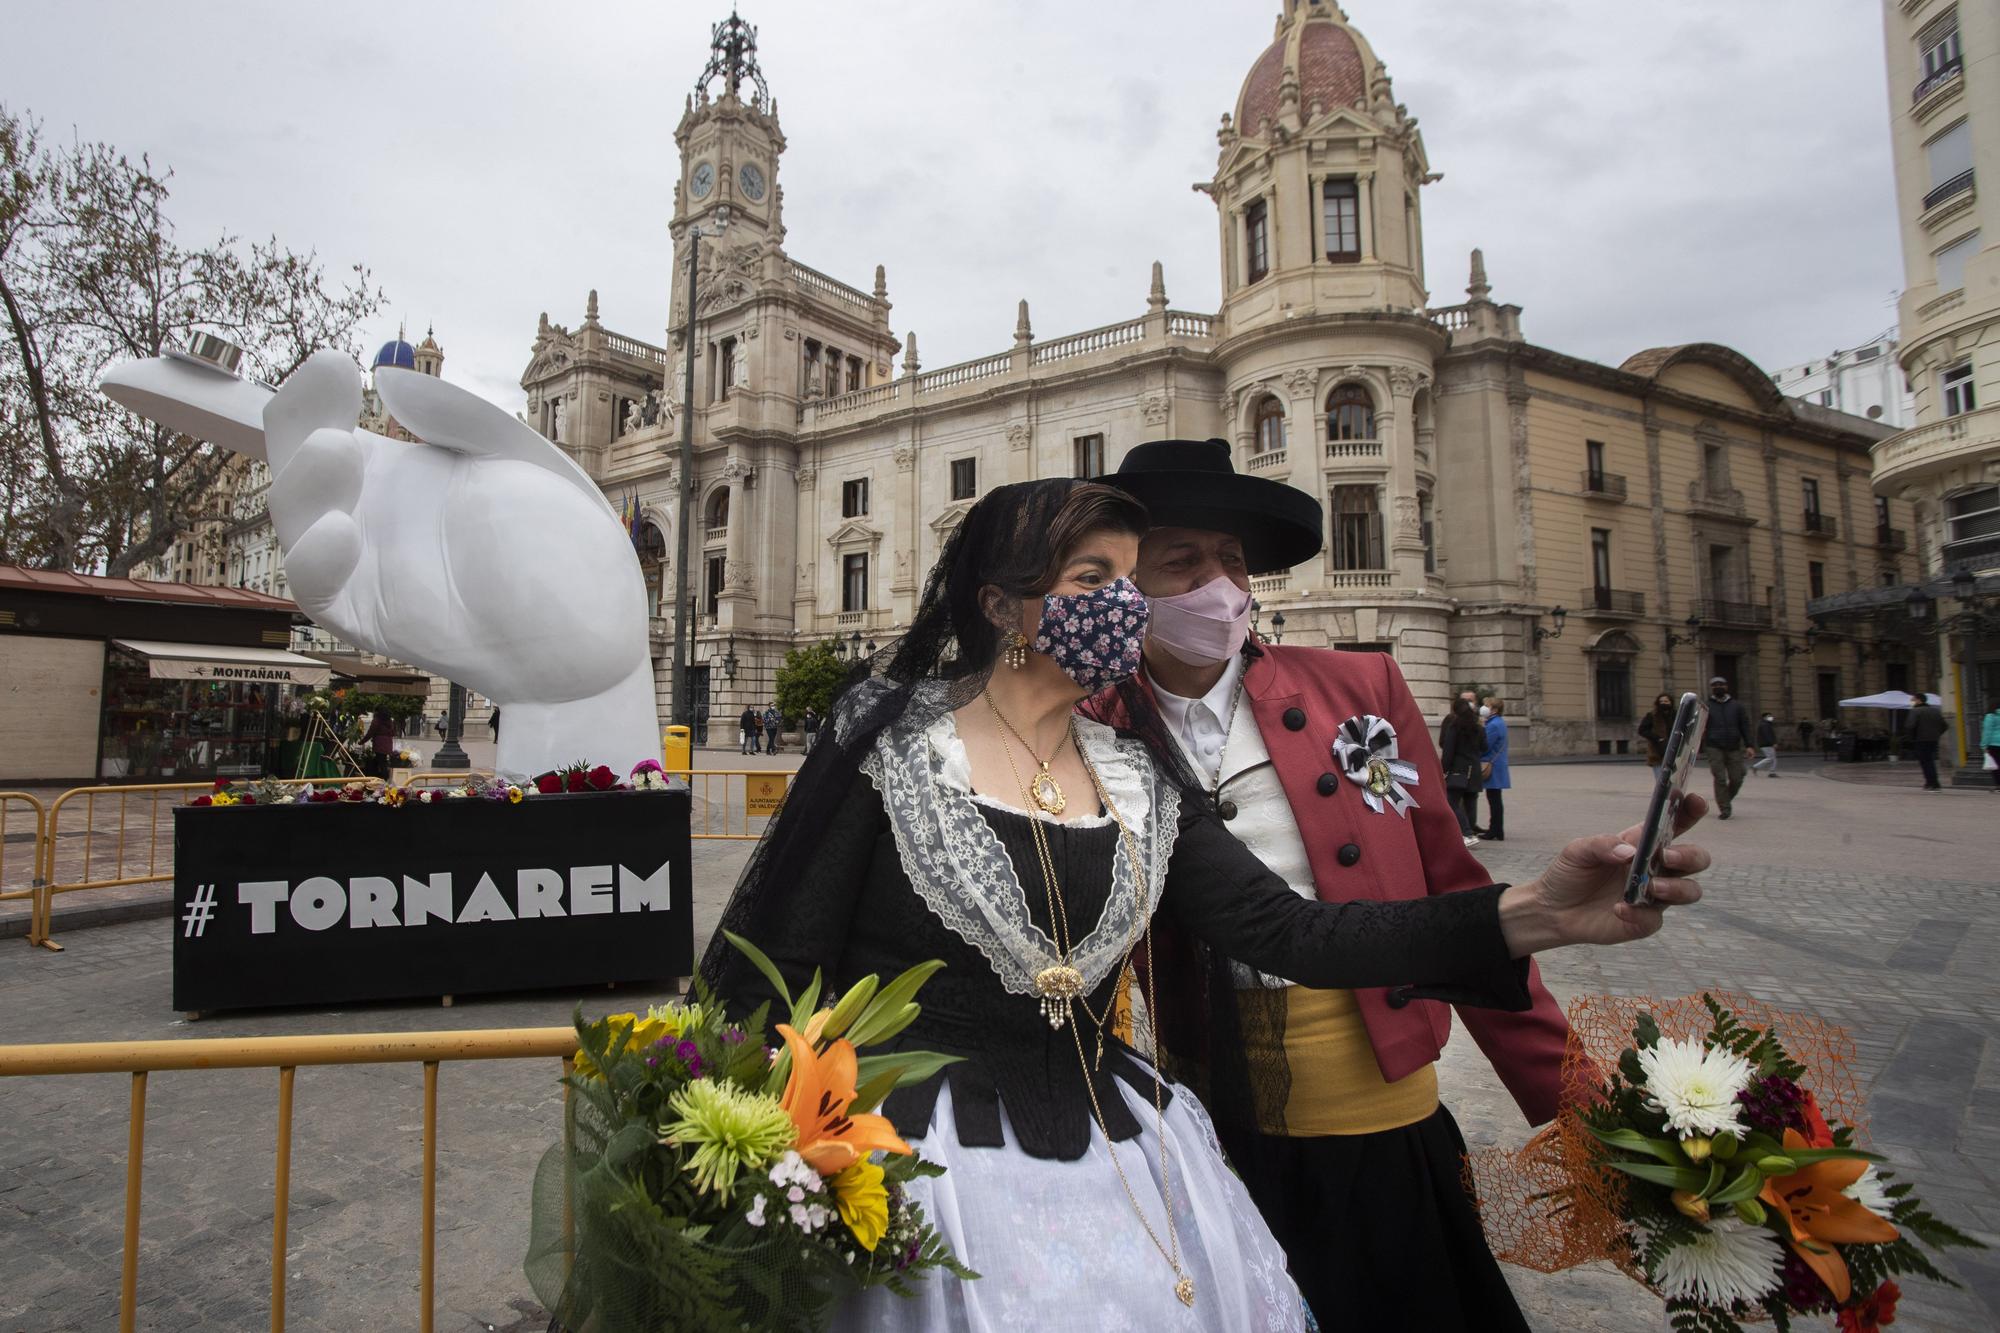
xmin=739 ymin=163 xmax=766 ymax=201
xmin=690 ymin=161 xmax=715 ymax=199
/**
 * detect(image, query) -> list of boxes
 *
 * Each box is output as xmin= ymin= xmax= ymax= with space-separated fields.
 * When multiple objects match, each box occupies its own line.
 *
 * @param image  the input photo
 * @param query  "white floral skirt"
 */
xmin=834 ymin=1073 xmax=1306 ymax=1332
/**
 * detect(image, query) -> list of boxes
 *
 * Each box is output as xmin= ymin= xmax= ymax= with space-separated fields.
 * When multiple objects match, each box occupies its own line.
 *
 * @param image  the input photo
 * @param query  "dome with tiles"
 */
xmin=1235 ymin=3 xmax=1369 ymax=134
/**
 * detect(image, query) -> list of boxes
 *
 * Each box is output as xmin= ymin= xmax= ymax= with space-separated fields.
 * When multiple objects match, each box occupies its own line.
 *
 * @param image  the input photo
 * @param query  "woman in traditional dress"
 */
xmin=701 ymin=479 xmax=1707 ymax=1330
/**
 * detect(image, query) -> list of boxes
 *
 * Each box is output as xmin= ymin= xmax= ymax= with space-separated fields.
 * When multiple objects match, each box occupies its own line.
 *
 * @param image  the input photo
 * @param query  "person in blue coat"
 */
xmin=1480 ymin=696 xmax=1511 ymax=841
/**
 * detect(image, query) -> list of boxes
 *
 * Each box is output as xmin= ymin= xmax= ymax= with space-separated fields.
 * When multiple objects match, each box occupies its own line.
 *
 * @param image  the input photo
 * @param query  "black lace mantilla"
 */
xmin=705 ymin=722 xmax=1534 ymax=1162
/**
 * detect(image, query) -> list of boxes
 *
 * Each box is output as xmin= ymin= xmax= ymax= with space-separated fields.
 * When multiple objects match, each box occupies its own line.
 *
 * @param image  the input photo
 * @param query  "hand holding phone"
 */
xmin=1625 ymin=692 xmax=1708 ymax=905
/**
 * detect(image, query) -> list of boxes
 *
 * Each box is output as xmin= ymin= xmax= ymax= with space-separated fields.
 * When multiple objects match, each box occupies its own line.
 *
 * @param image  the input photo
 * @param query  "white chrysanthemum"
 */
xmin=1637 ymin=1037 xmax=1753 ymax=1137
xmin=1843 ymin=1165 xmax=1894 ymax=1218
xmin=1652 ymin=1219 xmax=1783 ymax=1306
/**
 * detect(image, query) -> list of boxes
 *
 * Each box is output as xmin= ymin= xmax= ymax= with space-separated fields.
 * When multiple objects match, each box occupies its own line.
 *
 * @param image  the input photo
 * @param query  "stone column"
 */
xmin=892 ymin=439 xmax=919 ymax=624
xmin=717 ymin=458 xmax=754 ymax=630
xmin=1387 ymin=367 xmax=1426 ymax=584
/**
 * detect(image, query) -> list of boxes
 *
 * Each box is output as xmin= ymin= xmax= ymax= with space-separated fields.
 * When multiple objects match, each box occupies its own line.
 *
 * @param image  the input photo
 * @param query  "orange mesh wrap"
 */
xmin=1466 ymin=992 xmax=1864 ymax=1284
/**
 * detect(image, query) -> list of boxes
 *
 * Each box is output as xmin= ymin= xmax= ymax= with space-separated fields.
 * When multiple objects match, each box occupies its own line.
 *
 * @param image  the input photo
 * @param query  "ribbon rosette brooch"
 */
xmin=1332 ymin=714 xmax=1420 ymax=817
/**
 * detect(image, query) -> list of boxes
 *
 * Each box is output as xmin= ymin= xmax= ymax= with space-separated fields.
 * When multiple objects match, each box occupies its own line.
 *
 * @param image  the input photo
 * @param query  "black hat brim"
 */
xmin=1108 ymin=471 xmax=1324 ymax=575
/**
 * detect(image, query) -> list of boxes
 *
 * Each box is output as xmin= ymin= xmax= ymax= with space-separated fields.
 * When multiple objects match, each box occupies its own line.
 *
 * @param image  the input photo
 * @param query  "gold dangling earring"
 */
xmin=1004 ymin=629 xmax=1029 ymax=671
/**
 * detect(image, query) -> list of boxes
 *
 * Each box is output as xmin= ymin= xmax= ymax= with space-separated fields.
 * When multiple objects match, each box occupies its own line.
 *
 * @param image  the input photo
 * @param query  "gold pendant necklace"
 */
xmin=985 ymin=691 xmax=1070 ymax=815
xmin=986 ymin=701 xmax=1194 ymax=1306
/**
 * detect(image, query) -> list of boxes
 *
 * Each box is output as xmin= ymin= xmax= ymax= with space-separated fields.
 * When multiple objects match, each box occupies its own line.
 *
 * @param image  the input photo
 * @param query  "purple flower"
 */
xmin=1779 ymin=1248 xmax=1834 ymax=1311
xmin=1737 ymin=1074 xmax=1809 ymax=1137
xmin=645 ymin=1056 xmax=659 ymax=1068
xmin=676 ymin=1038 xmax=699 ymax=1062
xmin=722 ymin=1027 xmax=746 ymax=1045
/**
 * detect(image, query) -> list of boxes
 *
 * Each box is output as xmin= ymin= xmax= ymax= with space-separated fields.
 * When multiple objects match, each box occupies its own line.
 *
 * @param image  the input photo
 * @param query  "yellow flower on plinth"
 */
xmin=507 ymin=786 xmax=524 ymax=804
xmin=831 ymin=1158 xmax=889 ymax=1250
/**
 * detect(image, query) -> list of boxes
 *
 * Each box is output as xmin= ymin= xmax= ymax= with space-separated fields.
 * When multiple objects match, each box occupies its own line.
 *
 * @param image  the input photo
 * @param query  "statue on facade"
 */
xmin=99 ymin=349 xmax=661 ymax=777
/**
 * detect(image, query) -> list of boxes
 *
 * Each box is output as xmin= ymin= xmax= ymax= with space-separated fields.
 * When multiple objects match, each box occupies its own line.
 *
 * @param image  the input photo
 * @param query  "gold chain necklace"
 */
xmin=987 ymin=707 xmax=1194 ymax=1308
xmin=985 ymin=691 xmax=1071 ymax=816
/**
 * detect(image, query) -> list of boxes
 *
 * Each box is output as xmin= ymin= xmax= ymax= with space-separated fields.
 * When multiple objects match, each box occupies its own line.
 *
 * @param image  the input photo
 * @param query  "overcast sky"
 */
xmin=4 ymin=1 xmax=1903 ymax=410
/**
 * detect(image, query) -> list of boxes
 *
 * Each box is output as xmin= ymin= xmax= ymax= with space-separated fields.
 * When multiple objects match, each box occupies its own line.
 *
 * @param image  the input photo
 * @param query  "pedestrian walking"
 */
xmin=740 ymin=706 xmax=760 ymax=756
xmin=1439 ymin=696 xmax=1485 ymax=844
xmin=762 ymin=703 xmax=782 ymax=754
xmin=1750 ymin=712 xmax=1780 ymax=777
xmin=1479 ymin=696 xmax=1509 ymax=841
xmin=1982 ymin=701 xmax=2000 ymax=792
xmin=1909 ymin=691 xmax=1949 ymax=791
xmin=802 ymin=707 xmax=821 ymax=754
xmin=1637 ymin=693 xmax=1675 ymax=776
xmin=1702 ymin=675 xmax=1752 ymax=820
xmin=489 ymin=706 xmax=501 ymax=741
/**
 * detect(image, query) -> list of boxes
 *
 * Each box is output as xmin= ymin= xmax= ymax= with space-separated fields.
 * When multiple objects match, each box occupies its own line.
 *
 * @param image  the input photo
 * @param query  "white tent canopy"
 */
xmin=1839 ymin=690 xmax=1938 ymax=709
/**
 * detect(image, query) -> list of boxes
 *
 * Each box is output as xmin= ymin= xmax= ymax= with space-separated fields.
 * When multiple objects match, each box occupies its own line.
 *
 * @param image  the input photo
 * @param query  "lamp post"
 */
xmin=669 ymin=205 xmax=731 ymax=732
xmin=432 ymin=681 xmax=469 ymax=769
xmin=1531 ymin=605 xmax=1569 ymax=645
xmin=1269 ymin=610 xmax=1286 ymax=644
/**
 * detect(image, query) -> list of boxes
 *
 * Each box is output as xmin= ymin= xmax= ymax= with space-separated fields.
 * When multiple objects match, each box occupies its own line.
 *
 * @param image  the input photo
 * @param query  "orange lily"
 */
xmin=776 ymin=1023 xmax=911 ymax=1176
xmin=1757 ymin=1129 xmax=1899 ymax=1304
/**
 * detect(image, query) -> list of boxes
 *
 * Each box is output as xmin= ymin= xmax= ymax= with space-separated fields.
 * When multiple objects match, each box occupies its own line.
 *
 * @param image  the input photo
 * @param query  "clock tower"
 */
xmin=672 ymin=12 xmax=786 ymax=261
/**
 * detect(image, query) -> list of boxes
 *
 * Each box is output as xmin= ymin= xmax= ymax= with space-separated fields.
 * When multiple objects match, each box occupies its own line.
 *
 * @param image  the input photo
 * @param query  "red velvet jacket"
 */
xmin=1086 ymin=642 xmax=1569 ymax=1126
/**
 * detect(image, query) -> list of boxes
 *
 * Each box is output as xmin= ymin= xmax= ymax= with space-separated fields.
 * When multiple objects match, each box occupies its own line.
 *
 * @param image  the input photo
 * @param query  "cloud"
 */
xmin=0 ymin=0 xmax=1902 ymax=407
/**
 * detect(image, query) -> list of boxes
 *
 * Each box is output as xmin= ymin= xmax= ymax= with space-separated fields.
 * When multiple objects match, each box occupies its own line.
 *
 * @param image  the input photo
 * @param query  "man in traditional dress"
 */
xmin=1092 ymin=438 xmax=1567 ymax=1331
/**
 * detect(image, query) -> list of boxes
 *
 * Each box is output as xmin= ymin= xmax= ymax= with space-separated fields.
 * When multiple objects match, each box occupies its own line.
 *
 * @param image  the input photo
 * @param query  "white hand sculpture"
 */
xmin=102 ymin=348 xmax=661 ymax=778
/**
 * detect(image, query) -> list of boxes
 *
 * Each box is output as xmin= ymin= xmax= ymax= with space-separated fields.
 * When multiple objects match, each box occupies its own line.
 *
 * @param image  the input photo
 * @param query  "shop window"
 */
xmin=1323 ymin=178 xmax=1360 ymax=262
xmin=1254 ymin=397 xmax=1286 ymax=454
xmin=1326 ymin=383 xmax=1375 ymax=441
xmin=1245 ymin=200 xmax=1270 ymax=284
xmin=843 ymin=478 xmax=870 ymax=518
xmin=1330 ymin=485 xmax=1384 ymax=570
xmin=1074 ymin=434 xmax=1105 ymax=478
xmin=950 ymin=457 xmax=977 ymax=501
xmin=842 ymin=553 xmax=869 ymax=612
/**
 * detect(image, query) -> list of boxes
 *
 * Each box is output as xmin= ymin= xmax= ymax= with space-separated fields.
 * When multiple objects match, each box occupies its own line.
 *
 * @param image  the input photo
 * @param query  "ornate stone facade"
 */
xmin=522 ymin=2 xmax=1906 ymax=752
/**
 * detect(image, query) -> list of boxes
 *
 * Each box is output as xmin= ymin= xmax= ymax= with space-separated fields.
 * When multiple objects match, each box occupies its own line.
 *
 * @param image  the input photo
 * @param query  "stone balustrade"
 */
xmin=1165 ymin=310 xmax=1215 ymax=338
xmin=788 ymin=259 xmax=876 ymax=311
xmin=1030 ymin=317 xmax=1147 ymax=366
xmin=1250 ymin=573 xmax=1289 ymax=593
xmin=916 ymin=352 xmax=1014 ymax=393
xmin=814 ymin=382 xmax=898 ymax=418
xmin=1246 ymin=449 xmax=1288 ymax=472
xmin=1427 ymin=304 xmax=1472 ymax=331
xmin=1872 ymin=403 xmax=2000 ymax=489
xmin=1326 ymin=439 xmax=1384 ymax=461
xmin=1325 ymin=570 xmax=1395 ymax=589
xmin=604 ymin=333 xmax=667 ymax=364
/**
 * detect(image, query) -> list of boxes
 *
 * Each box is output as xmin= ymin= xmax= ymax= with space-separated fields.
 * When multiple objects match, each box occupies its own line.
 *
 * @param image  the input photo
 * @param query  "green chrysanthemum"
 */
xmin=660 ymin=1080 xmax=796 ymax=1201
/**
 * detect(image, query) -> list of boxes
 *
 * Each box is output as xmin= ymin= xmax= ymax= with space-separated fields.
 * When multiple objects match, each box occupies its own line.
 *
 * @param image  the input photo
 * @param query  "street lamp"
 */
xmin=1906 ymin=587 xmax=1933 ymax=622
xmin=432 ymin=681 xmax=470 ymax=770
xmin=849 ymin=631 xmax=863 ymax=659
xmin=1269 ymin=610 xmax=1286 ymax=644
xmin=669 ymin=204 xmax=733 ymax=732
xmin=720 ymin=635 xmax=739 ymax=683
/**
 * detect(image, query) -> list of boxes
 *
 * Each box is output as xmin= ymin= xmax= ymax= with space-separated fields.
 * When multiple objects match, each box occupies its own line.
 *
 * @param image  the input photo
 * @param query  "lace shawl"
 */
xmin=859 ymin=698 xmax=1180 ymax=999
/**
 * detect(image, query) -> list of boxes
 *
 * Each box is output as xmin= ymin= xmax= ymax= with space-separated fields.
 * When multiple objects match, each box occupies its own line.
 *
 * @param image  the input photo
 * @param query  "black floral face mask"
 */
xmin=1031 ymin=579 xmax=1149 ymax=691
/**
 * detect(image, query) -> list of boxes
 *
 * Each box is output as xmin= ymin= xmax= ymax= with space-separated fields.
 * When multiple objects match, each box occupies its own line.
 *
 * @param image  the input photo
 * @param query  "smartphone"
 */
xmin=1625 ymin=692 xmax=1709 ymax=905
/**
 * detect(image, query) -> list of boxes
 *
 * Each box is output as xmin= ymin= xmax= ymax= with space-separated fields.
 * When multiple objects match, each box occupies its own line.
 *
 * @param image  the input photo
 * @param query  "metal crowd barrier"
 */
xmin=681 ymin=768 xmax=790 ymax=840
xmin=1 ymin=791 xmax=49 ymax=948
xmin=0 ymin=1027 xmax=579 ymax=1333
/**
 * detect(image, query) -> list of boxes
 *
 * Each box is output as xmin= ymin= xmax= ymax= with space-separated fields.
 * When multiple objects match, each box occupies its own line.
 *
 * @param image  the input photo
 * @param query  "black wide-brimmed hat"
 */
xmin=1106 ymin=438 xmax=1324 ymax=575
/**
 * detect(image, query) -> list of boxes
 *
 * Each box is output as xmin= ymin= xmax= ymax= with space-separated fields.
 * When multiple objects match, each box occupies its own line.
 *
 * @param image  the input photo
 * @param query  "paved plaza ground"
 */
xmin=0 ymin=756 xmax=1994 ymax=1330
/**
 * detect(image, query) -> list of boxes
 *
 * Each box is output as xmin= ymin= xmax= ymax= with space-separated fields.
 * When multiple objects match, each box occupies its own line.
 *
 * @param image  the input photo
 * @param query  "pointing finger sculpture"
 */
xmin=102 ymin=347 xmax=661 ymax=778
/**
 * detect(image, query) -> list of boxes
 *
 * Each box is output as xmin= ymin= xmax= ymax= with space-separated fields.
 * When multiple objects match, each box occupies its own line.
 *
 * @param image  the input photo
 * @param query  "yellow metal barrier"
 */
xmin=0 ymin=1027 xmax=579 ymax=1333
xmin=34 ymin=780 xmax=337 ymax=951
xmin=683 ymin=768 xmax=791 ymax=839
xmin=2 ymin=791 xmax=49 ymax=948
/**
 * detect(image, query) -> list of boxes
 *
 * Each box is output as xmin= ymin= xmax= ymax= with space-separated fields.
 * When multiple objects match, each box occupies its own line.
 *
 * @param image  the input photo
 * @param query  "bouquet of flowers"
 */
xmin=524 ymin=932 xmax=975 ymax=1332
xmin=1471 ymin=993 xmax=1982 ymax=1332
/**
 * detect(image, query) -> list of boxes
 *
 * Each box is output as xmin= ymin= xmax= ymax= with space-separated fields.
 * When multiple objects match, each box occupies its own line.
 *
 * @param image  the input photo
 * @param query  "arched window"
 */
xmin=705 ymin=488 xmax=730 ymax=534
xmin=1254 ymin=396 xmax=1286 ymax=454
xmin=635 ymin=520 xmax=667 ymax=564
xmin=1327 ymin=383 xmax=1375 ymax=441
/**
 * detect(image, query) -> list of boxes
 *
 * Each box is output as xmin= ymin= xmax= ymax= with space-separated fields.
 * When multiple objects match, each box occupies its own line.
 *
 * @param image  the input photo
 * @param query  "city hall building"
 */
xmin=516 ymin=2 xmax=1913 ymax=755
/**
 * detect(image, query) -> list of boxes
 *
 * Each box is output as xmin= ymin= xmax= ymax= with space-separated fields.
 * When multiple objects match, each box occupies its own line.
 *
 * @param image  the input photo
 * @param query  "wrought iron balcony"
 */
xmin=1695 ymin=599 xmax=1773 ymax=628
xmin=1802 ymin=511 xmax=1838 ymax=539
xmin=1875 ymin=525 xmax=1908 ymax=552
xmin=1913 ymin=56 xmax=1963 ymax=105
xmin=1579 ymin=586 xmax=1645 ymax=616
xmin=1923 ymin=168 xmax=1974 ymax=212
xmin=1580 ymin=470 xmax=1628 ymax=500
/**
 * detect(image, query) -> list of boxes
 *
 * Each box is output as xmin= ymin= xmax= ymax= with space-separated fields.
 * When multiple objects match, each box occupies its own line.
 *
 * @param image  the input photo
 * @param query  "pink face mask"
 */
xmin=1146 ymin=574 xmax=1254 ymax=667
